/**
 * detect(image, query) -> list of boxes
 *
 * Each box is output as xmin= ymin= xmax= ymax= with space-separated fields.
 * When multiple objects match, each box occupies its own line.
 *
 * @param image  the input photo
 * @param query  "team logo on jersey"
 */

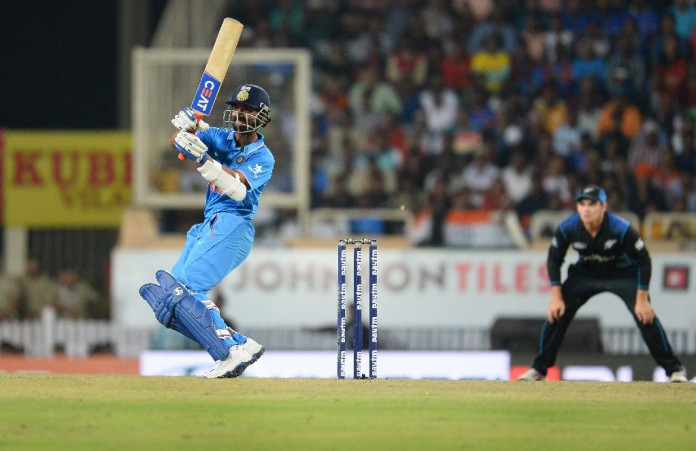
xmin=248 ymin=163 xmax=263 ymax=178
xmin=635 ymin=238 xmax=645 ymax=250
xmin=235 ymin=155 xmax=246 ymax=165
xmin=604 ymin=239 xmax=617 ymax=250
xmin=572 ymin=242 xmax=587 ymax=250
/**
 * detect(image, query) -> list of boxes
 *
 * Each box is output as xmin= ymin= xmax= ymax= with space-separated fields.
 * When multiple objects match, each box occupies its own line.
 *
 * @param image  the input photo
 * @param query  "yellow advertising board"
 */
xmin=3 ymin=131 xmax=132 ymax=227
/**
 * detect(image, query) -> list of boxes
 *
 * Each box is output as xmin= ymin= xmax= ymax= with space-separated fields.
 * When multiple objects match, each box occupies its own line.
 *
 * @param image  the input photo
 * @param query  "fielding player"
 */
xmin=518 ymin=185 xmax=688 ymax=382
xmin=139 ymin=84 xmax=273 ymax=378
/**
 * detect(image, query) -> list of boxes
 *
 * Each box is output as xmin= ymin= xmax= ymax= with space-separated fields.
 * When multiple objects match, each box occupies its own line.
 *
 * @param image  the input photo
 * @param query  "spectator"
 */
xmin=467 ymin=4 xmax=517 ymax=55
xmin=605 ymin=33 xmax=646 ymax=102
xmin=629 ymin=0 xmax=661 ymax=43
xmin=0 ymin=263 xmax=20 ymax=321
xmin=418 ymin=75 xmax=460 ymax=155
xmin=56 ymin=268 xmax=101 ymax=320
xmin=516 ymin=177 xmax=550 ymax=234
xmin=385 ymin=38 xmax=429 ymax=91
xmin=322 ymin=174 xmax=357 ymax=209
xmin=573 ymin=76 xmax=605 ymax=140
xmin=571 ymin=41 xmax=607 ymax=92
xmin=543 ymin=13 xmax=574 ymax=63
xmin=471 ymin=33 xmax=511 ymax=94
xmin=596 ymin=95 xmax=643 ymax=141
xmin=628 ymin=171 xmax=669 ymax=219
xmin=648 ymin=14 xmax=684 ymax=66
xmin=347 ymin=68 xmax=403 ymax=127
xmin=627 ymin=119 xmax=669 ymax=172
xmin=653 ymin=148 xmax=684 ymax=209
xmin=594 ymin=0 xmax=630 ymax=40
xmin=553 ymin=110 xmax=582 ymax=157
xmin=501 ymin=148 xmax=534 ymax=206
xmin=542 ymin=154 xmax=571 ymax=206
xmin=451 ymin=146 xmax=500 ymax=208
xmin=671 ymin=0 xmax=696 ymax=41
xmin=16 ymin=258 xmax=59 ymax=320
xmin=584 ymin=20 xmax=612 ymax=59
xmin=441 ymin=40 xmax=472 ymax=91
xmin=531 ymin=83 xmax=568 ymax=135
xmin=652 ymin=34 xmax=691 ymax=107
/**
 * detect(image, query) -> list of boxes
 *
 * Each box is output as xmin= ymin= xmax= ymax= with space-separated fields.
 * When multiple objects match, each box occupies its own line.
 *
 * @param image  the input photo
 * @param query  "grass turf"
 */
xmin=0 ymin=375 xmax=694 ymax=450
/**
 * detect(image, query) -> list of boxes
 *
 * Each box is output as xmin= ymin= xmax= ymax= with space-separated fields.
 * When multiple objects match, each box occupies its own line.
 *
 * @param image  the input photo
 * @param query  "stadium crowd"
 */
xmin=216 ymin=0 xmax=696 ymax=244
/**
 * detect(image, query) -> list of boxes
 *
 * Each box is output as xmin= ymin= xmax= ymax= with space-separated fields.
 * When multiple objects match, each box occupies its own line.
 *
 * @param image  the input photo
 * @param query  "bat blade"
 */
xmin=190 ymin=18 xmax=243 ymax=117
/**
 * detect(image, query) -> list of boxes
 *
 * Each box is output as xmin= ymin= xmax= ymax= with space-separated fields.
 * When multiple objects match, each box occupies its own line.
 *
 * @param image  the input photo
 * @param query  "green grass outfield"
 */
xmin=0 ymin=375 xmax=694 ymax=450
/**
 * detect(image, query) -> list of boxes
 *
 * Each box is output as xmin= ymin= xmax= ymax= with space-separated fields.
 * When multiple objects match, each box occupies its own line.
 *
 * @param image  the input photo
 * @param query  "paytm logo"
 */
xmin=192 ymin=72 xmax=221 ymax=115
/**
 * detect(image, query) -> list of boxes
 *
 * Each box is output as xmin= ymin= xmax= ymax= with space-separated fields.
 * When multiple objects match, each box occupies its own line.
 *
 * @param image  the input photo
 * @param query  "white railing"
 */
xmin=0 ymin=308 xmax=152 ymax=358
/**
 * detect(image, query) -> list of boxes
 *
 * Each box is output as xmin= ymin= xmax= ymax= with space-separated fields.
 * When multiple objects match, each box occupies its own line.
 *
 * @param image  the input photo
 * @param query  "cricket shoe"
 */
xmin=201 ymin=345 xmax=253 ymax=379
xmin=669 ymin=370 xmax=688 ymax=383
xmin=239 ymin=337 xmax=265 ymax=366
xmin=517 ymin=368 xmax=546 ymax=381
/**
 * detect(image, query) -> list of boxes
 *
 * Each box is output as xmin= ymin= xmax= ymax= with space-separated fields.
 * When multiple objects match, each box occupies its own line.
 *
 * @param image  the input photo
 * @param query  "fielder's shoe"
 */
xmin=201 ymin=345 xmax=252 ymax=379
xmin=517 ymin=368 xmax=546 ymax=381
xmin=669 ymin=370 xmax=688 ymax=383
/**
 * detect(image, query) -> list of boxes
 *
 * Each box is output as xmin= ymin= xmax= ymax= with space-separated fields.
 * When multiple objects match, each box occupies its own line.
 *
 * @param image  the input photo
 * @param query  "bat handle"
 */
xmin=178 ymin=112 xmax=204 ymax=161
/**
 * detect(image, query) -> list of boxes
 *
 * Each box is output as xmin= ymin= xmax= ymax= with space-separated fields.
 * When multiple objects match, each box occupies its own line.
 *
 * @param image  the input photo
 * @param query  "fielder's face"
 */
xmin=576 ymin=199 xmax=606 ymax=226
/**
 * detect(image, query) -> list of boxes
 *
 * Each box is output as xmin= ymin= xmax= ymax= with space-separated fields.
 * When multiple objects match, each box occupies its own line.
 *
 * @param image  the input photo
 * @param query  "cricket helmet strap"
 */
xmin=223 ymin=84 xmax=271 ymax=133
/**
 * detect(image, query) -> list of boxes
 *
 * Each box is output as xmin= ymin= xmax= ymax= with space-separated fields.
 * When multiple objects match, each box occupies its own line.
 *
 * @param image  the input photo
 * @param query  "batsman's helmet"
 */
xmin=223 ymin=84 xmax=271 ymax=133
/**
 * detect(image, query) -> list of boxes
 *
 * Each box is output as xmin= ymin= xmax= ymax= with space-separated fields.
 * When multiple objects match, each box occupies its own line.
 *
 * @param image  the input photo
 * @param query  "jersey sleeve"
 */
xmin=240 ymin=149 xmax=274 ymax=190
xmin=621 ymin=226 xmax=652 ymax=289
xmin=547 ymin=223 xmax=570 ymax=286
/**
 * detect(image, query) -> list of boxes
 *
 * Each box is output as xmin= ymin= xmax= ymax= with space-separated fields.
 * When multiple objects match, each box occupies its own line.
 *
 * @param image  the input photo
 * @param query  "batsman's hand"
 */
xmin=174 ymin=131 xmax=208 ymax=163
xmin=171 ymin=107 xmax=210 ymax=132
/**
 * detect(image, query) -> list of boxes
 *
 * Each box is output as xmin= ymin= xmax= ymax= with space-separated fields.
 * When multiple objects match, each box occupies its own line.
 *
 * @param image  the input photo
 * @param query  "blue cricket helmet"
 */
xmin=223 ymin=84 xmax=271 ymax=133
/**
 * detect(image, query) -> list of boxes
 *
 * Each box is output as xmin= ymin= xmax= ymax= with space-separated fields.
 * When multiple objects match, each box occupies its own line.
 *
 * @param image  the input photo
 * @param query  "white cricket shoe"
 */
xmin=201 ymin=338 xmax=265 ymax=379
xmin=239 ymin=337 xmax=265 ymax=365
xmin=201 ymin=345 xmax=251 ymax=379
xmin=669 ymin=370 xmax=688 ymax=383
xmin=517 ymin=368 xmax=546 ymax=381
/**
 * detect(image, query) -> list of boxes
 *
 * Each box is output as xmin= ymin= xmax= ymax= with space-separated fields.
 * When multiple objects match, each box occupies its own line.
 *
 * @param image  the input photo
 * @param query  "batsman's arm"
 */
xmin=168 ymin=129 xmax=250 ymax=187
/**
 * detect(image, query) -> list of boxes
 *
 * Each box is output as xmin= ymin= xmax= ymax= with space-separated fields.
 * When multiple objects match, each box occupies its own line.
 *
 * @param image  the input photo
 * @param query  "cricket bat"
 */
xmin=179 ymin=18 xmax=244 ymax=160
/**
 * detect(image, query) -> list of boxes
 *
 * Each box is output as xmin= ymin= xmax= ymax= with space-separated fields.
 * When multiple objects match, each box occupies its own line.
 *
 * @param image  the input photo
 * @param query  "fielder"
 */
xmin=518 ymin=185 xmax=688 ymax=382
xmin=140 ymin=84 xmax=273 ymax=378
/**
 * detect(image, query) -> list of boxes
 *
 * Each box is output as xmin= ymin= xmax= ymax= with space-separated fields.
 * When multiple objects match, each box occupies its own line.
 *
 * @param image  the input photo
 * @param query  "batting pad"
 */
xmin=153 ymin=270 xmax=229 ymax=361
xmin=139 ymin=282 xmax=198 ymax=343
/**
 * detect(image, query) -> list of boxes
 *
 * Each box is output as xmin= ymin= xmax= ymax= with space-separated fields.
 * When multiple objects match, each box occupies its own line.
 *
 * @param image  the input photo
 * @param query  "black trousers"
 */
xmin=531 ymin=265 xmax=683 ymax=376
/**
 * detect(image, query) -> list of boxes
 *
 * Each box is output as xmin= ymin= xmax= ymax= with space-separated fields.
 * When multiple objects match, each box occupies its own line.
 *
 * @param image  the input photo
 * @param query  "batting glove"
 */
xmin=174 ymin=131 xmax=208 ymax=163
xmin=171 ymin=107 xmax=210 ymax=132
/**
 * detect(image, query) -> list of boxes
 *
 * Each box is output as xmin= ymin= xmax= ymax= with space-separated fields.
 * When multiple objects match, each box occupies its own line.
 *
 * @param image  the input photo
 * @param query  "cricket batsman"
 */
xmin=139 ymin=84 xmax=273 ymax=378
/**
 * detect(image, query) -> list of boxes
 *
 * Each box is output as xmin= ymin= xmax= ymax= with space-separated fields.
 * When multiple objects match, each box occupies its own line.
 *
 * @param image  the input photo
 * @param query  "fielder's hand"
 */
xmin=547 ymin=297 xmax=565 ymax=324
xmin=171 ymin=107 xmax=210 ymax=132
xmin=174 ymin=132 xmax=208 ymax=163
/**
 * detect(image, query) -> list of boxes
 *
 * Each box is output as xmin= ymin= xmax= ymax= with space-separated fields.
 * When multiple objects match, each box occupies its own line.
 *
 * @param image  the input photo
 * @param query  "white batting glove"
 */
xmin=174 ymin=131 xmax=208 ymax=163
xmin=171 ymin=107 xmax=210 ymax=132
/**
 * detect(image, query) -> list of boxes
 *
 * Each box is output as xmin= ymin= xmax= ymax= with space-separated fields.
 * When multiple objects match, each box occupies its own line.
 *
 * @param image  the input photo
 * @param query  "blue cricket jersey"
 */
xmin=197 ymin=127 xmax=275 ymax=220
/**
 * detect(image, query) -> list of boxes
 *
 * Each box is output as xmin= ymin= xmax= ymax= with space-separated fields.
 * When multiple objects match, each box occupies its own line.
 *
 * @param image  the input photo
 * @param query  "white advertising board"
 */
xmin=139 ymin=350 xmax=511 ymax=380
xmin=112 ymin=248 xmax=696 ymax=329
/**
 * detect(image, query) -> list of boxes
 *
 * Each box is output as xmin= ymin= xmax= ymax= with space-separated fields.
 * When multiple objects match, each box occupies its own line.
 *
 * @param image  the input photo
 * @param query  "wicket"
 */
xmin=337 ymin=238 xmax=377 ymax=379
